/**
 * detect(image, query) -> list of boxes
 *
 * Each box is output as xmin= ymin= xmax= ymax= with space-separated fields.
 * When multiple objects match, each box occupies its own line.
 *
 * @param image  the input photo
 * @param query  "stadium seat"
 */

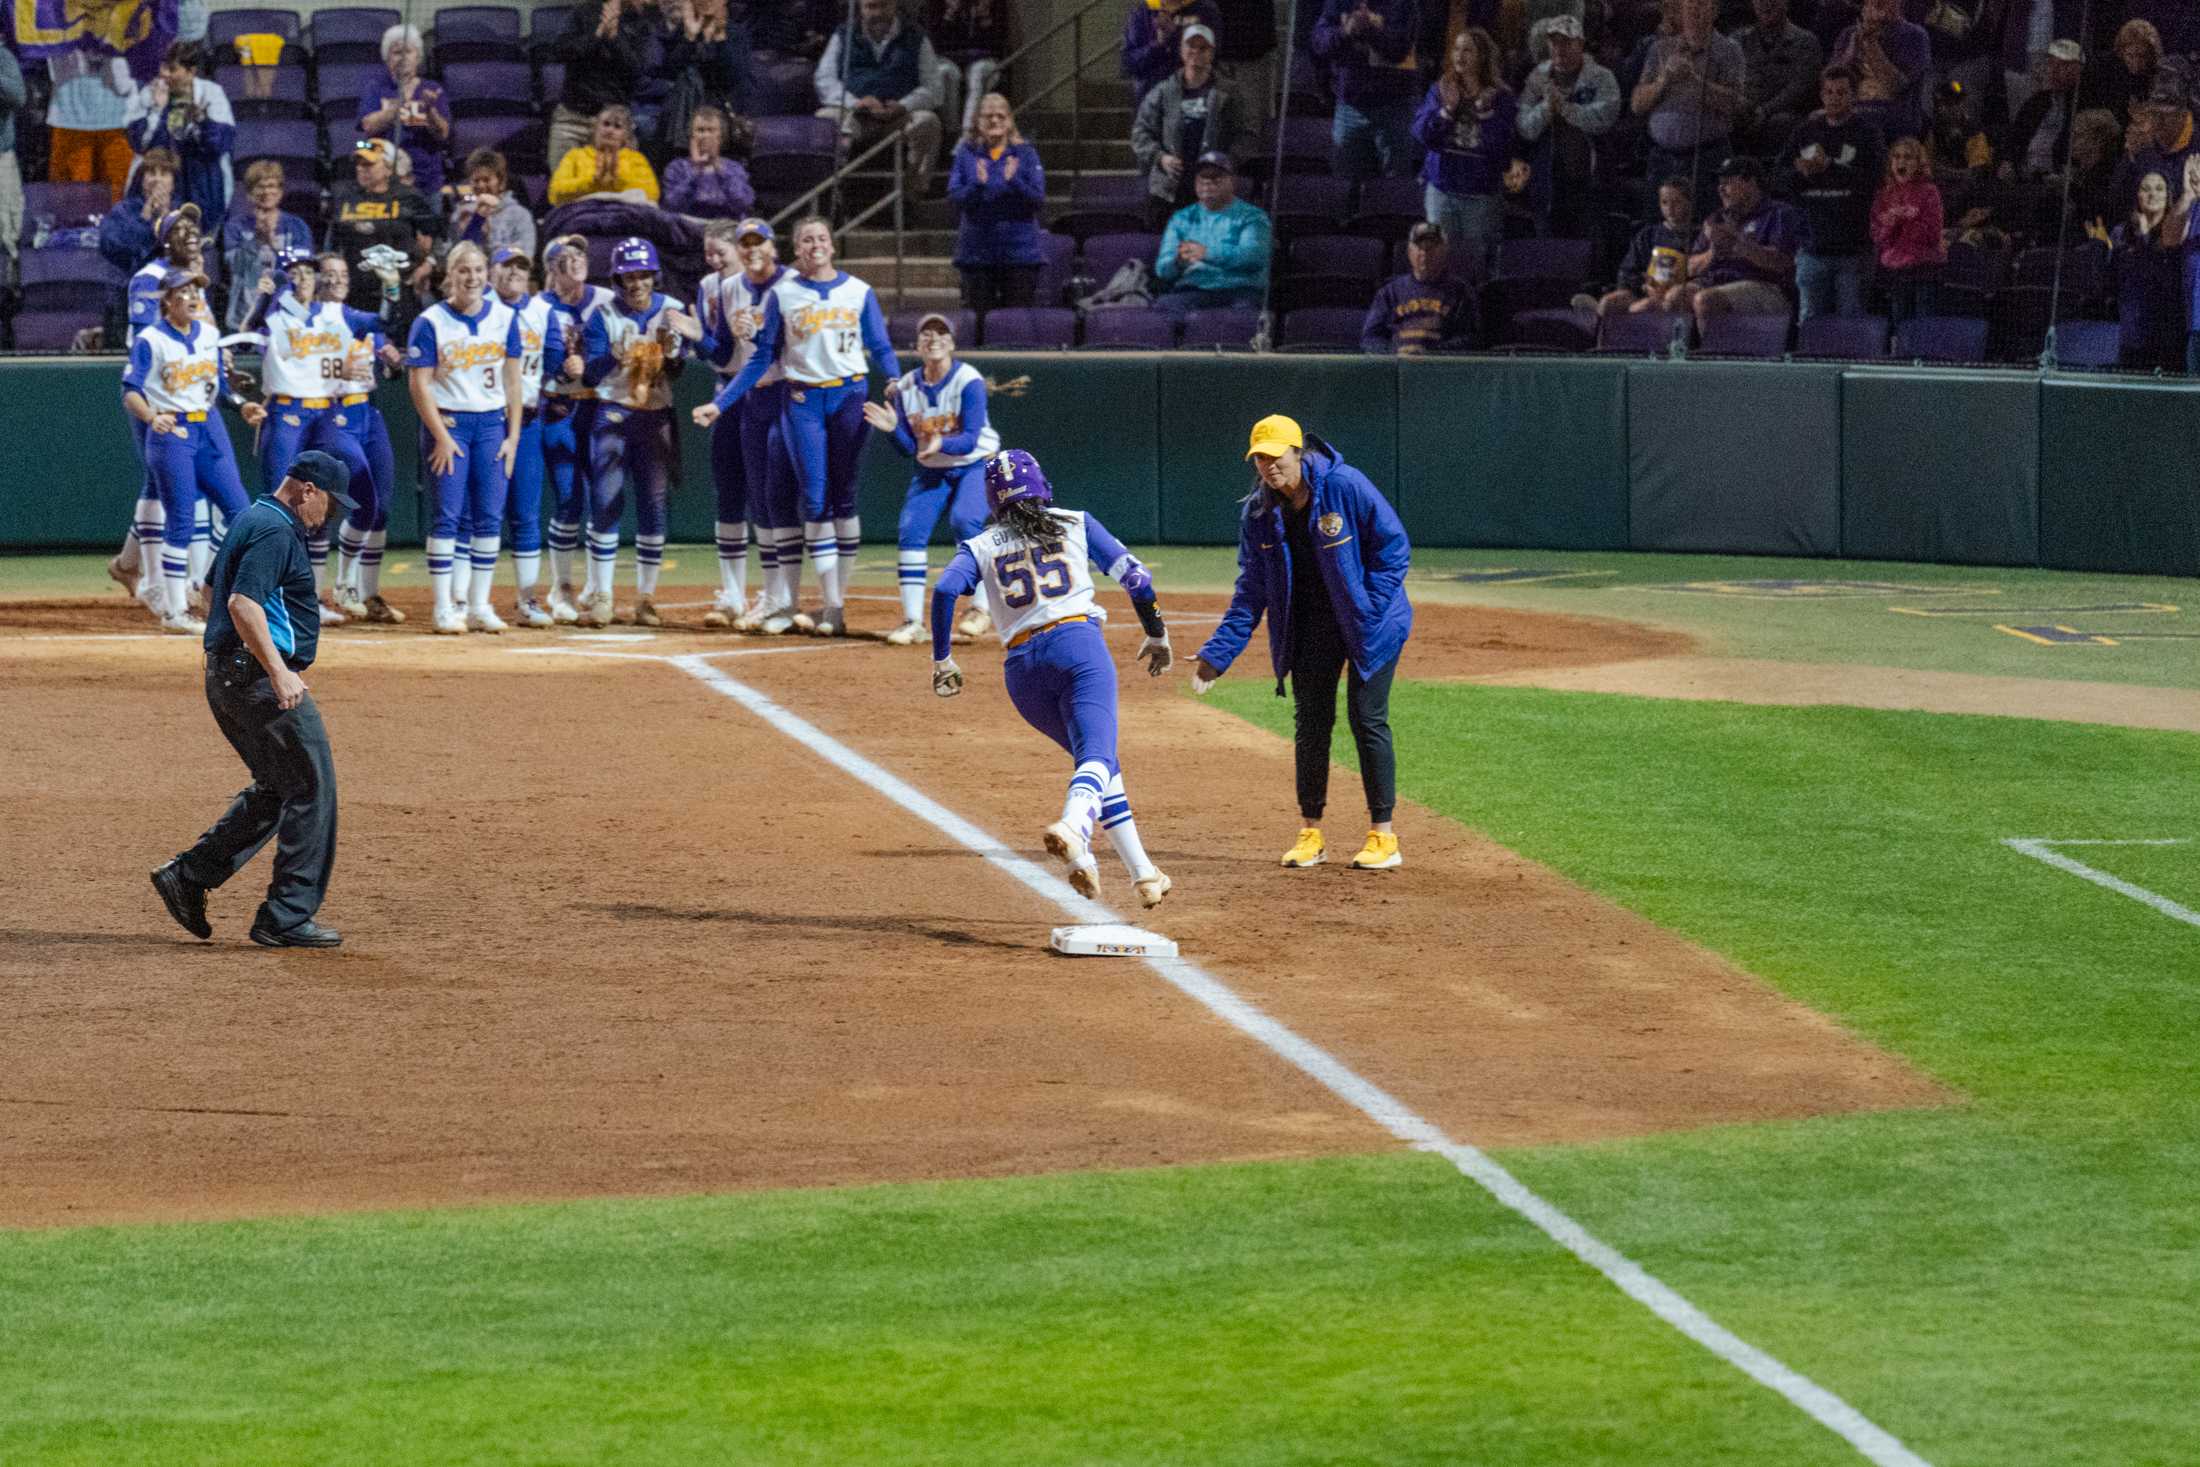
xmin=1078 ymin=231 xmax=1160 ymax=294
xmin=1494 ymin=236 xmax=1592 ymax=282
xmin=433 ymin=5 xmax=524 ymax=62
xmin=232 ymin=117 xmax=322 ymax=171
xmin=1277 ymin=274 xmax=1375 ymax=311
xmin=1265 ymin=173 xmax=1352 ymax=237
xmin=449 ymin=114 xmax=538 ymax=169
xmin=1507 ymin=307 xmax=1594 ymax=352
xmin=1178 ymin=308 xmax=1262 ymax=349
xmin=1079 ymin=309 xmax=1180 ymax=349
xmin=442 ymin=60 xmax=536 ymax=117
xmin=1244 ymin=115 xmax=1332 ymax=181
xmin=537 ymin=60 xmax=566 ymax=103
xmin=1033 ymin=230 xmax=1075 ymax=307
xmin=1346 ymin=175 xmax=1420 ymax=238
xmin=530 ymin=2 xmax=574 ymax=50
xmin=1697 ymin=312 xmax=1791 ymax=358
xmin=1594 ymin=310 xmax=1691 ymax=354
xmin=1279 ymin=307 xmax=1364 ymax=351
xmin=1941 ymin=237 xmax=2008 ymax=293
xmin=21 ymin=181 xmax=110 ymax=245
xmin=1051 ymin=174 xmax=1148 ymax=243
xmin=748 ymin=149 xmax=836 ymax=216
xmin=19 ymin=249 xmax=125 ymax=314
xmin=1288 ymin=233 xmax=1384 ymax=283
xmin=311 ymin=6 xmax=401 ymax=65
xmin=752 ymin=114 xmax=837 ymax=155
xmin=1893 ymin=315 xmax=1988 ymax=362
xmin=9 ymin=310 xmax=101 ymax=352
xmin=1794 ymin=314 xmax=1890 ymax=359
xmin=887 ymin=307 xmax=975 ymax=350
xmin=2049 ymin=319 xmax=2122 ymax=370
xmin=215 ymin=61 xmax=310 ymax=119
xmin=979 ymin=307 xmax=1076 ymax=349
xmin=314 ymin=60 xmax=387 ymax=118
xmin=209 ymin=8 xmax=303 ymax=49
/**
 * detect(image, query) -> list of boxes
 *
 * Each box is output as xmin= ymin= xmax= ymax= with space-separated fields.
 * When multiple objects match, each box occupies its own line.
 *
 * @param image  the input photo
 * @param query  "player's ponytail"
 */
xmin=994 ymin=499 xmax=1069 ymax=547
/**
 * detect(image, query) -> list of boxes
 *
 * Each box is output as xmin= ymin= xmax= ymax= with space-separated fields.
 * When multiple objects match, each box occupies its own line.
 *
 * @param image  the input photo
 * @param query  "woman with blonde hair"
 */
xmin=946 ymin=91 xmax=1048 ymax=313
xmin=1412 ymin=27 xmax=1517 ymax=273
xmin=548 ymin=103 xmax=660 ymax=206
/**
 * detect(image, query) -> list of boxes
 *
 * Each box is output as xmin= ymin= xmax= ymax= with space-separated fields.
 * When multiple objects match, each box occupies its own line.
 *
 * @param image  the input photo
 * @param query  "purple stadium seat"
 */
xmin=449 ymin=114 xmax=537 ymax=168
xmin=232 ymin=117 xmax=321 ymax=168
xmin=1494 ymin=236 xmax=1593 ymax=281
xmin=1480 ymin=275 xmax=1576 ymax=340
xmin=433 ymin=5 xmax=524 ymax=61
xmin=1080 ymin=309 xmax=1180 ymax=349
xmin=748 ymin=151 xmax=836 ymax=213
xmin=537 ymin=60 xmax=566 ymax=101
xmin=282 ymin=181 xmax=326 ymax=232
xmin=1595 ymin=310 xmax=1692 ymax=354
xmin=1052 ymin=174 xmax=1149 ymax=242
xmin=442 ymin=60 xmax=535 ymax=117
xmin=753 ymin=114 xmax=837 ymax=155
xmin=1178 ymin=308 xmax=1262 ymax=349
xmin=887 ymin=308 xmax=975 ymax=350
xmin=311 ymin=7 xmax=400 ymax=63
xmin=2050 ymin=319 xmax=2121 ymax=369
xmin=1697 ymin=312 xmax=1791 ymax=358
xmin=1280 ymin=307 xmax=1363 ymax=350
xmin=20 ymin=250 xmax=124 ymax=313
xmin=531 ymin=3 xmax=574 ymax=45
xmin=209 ymin=8 xmax=303 ymax=47
xmin=1941 ymin=238 xmax=2007 ymax=293
xmin=1893 ymin=315 xmax=1989 ymax=362
xmin=314 ymin=60 xmax=386 ymax=116
xmin=1795 ymin=314 xmax=1890 ymax=358
xmin=1277 ymin=274 xmax=1375 ymax=311
xmin=1080 ymin=231 xmax=1161 ymax=291
xmin=2010 ymin=244 xmax=2108 ymax=298
xmin=1246 ymin=115 xmax=1332 ymax=179
xmin=215 ymin=61 xmax=310 ymax=118
xmin=10 ymin=311 xmax=101 ymax=352
xmin=1266 ymin=173 xmax=1352 ymax=236
xmin=1349 ymin=175 xmax=1423 ymax=237
xmin=1289 ymin=233 xmax=1384 ymax=281
xmin=979 ymin=307 xmax=1077 ymax=349
xmin=1033 ymin=230 xmax=1075 ymax=307
xmin=755 ymin=55 xmax=817 ymax=114
xmin=1508 ymin=307 xmax=1594 ymax=352
xmin=21 ymin=182 xmax=110 ymax=244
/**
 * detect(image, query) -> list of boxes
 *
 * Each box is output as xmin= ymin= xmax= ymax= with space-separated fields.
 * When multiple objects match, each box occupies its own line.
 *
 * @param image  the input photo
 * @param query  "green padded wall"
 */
xmin=1156 ymin=356 xmax=1401 ymax=543
xmin=1395 ymin=357 xmax=1628 ymax=549
xmin=1841 ymin=372 xmax=2039 ymax=566
xmin=2039 ymin=377 xmax=2200 ymax=576
xmin=1628 ymin=361 xmax=1842 ymax=556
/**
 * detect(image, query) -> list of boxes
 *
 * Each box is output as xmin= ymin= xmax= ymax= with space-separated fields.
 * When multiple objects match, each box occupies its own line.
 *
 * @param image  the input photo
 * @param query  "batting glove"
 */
xmin=932 ymin=658 xmax=964 ymax=698
xmin=1136 ymin=632 xmax=1173 ymax=677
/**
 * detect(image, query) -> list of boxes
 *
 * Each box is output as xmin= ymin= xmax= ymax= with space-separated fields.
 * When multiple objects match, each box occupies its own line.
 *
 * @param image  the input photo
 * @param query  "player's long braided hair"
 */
xmin=993 ymin=498 xmax=1072 ymax=547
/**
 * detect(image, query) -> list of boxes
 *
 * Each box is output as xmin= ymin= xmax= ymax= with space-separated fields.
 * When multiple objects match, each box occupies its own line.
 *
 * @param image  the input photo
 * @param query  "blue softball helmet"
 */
xmin=984 ymin=449 xmax=1053 ymax=517
xmin=610 ymin=236 xmax=660 ymax=277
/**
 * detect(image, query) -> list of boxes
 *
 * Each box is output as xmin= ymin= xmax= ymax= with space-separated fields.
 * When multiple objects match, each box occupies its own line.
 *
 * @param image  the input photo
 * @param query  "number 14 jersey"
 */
xmin=952 ymin=510 xmax=1145 ymax=648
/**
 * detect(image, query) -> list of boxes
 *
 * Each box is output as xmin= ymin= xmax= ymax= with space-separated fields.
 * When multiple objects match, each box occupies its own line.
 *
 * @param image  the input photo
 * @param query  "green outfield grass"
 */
xmin=6 ymin=674 xmax=2197 ymax=1464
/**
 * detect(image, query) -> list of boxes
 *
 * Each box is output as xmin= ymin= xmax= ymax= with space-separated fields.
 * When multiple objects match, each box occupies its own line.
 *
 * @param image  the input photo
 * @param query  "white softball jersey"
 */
xmin=407 ymin=297 xmax=523 ymax=414
xmin=506 ymin=292 xmax=561 ymax=411
xmin=581 ymin=292 xmax=687 ymax=412
xmin=768 ymin=271 xmax=882 ymax=384
xmin=890 ymin=362 xmax=999 ymax=470
xmin=540 ymin=284 xmax=612 ymax=399
xmin=259 ymin=296 xmax=354 ymax=400
xmin=698 ymin=266 xmax=786 ymax=385
xmin=965 ymin=510 xmax=1099 ymax=647
xmin=123 ymin=317 xmax=224 ymax=416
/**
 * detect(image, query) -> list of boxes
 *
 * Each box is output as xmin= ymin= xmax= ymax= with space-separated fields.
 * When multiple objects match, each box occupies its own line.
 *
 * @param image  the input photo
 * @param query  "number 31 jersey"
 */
xmin=963 ymin=510 xmax=1102 ymax=648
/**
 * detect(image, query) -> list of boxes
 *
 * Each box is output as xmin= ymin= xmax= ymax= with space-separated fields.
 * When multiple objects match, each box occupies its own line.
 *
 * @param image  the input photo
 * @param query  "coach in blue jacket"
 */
xmin=1194 ymin=414 xmax=1412 ymax=872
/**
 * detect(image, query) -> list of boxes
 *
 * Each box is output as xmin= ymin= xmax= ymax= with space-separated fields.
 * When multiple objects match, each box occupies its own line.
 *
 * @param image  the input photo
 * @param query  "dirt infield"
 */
xmin=0 ymin=593 xmax=1944 ymax=1228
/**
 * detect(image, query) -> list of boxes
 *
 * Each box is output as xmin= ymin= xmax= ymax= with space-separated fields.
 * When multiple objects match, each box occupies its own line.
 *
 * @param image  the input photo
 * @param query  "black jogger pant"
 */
xmin=1290 ymin=609 xmax=1397 ymax=825
xmin=178 ymin=663 xmax=338 ymax=930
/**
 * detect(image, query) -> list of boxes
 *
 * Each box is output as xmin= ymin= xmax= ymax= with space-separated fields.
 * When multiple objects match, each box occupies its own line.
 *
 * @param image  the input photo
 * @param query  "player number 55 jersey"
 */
xmin=964 ymin=511 xmax=1100 ymax=647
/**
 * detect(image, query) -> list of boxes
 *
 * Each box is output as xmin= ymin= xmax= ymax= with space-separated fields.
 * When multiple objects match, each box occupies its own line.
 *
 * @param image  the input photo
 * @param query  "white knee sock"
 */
xmin=774 ymin=526 xmax=802 ymax=606
xmin=831 ymin=516 xmax=861 ymax=606
xmin=1061 ymin=761 xmax=1110 ymax=848
xmin=548 ymin=518 xmax=580 ymax=592
xmin=1099 ymin=772 xmax=1157 ymax=878
xmin=187 ymin=502 xmax=213 ymax=586
xmin=335 ymin=522 xmax=366 ymax=594
xmin=756 ymin=528 xmax=779 ymax=603
xmin=161 ymin=548 xmax=191 ymax=618
xmin=586 ymin=529 xmax=620 ymax=597
xmin=715 ymin=519 xmax=748 ymax=604
xmin=636 ymin=533 xmax=665 ymax=596
xmin=361 ymin=529 xmax=387 ymax=598
xmin=119 ymin=519 xmax=144 ymax=573
xmin=451 ymin=533 xmax=473 ymax=608
xmin=515 ymin=549 xmax=541 ymax=594
xmin=468 ymin=535 xmax=500 ymax=612
xmin=309 ymin=532 xmax=332 ymax=597
xmin=427 ymin=536 xmax=458 ymax=616
xmin=801 ymin=521 xmax=837 ymax=607
xmin=897 ymin=549 xmax=927 ymax=623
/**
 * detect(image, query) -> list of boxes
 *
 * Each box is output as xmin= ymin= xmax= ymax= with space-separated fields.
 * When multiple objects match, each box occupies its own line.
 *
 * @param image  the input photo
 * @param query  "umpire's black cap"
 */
xmin=285 ymin=450 xmax=358 ymax=511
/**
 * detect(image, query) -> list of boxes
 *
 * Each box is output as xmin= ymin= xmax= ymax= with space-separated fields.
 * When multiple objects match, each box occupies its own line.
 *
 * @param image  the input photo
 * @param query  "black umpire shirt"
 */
xmin=202 ymin=496 xmax=321 ymax=672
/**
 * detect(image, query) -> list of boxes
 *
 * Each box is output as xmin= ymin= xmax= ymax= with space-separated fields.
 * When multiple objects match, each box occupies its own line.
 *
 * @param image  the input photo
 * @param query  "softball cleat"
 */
xmin=813 ymin=606 xmax=844 ymax=638
xmin=160 ymin=612 xmax=207 ymax=636
xmin=632 ymin=597 xmax=663 ymax=628
xmin=582 ymin=591 xmax=615 ymax=628
xmin=106 ymin=554 xmax=135 ymax=594
xmin=516 ymin=596 xmax=555 ymax=629
xmin=956 ymin=606 xmax=992 ymax=639
xmin=759 ymin=611 xmax=795 ymax=635
xmin=1044 ymin=821 xmax=1102 ymax=901
xmin=547 ymin=588 xmax=580 ymax=624
xmin=1349 ymin=831 xmax=1401 ymax=871
xmin=364 ymin=595 xmax=406 ymax=624
xmin=318 ymin=597 xmax=347 ymax=626
xmin=1281 ymin=827 xmax=1326 ymax=868
xmin=1134 ymin=869 xmax=1173 ymax=909
xmin=466 ymin=606 xmax=507 ymax=634
xmin=702 ymin=606 xmax=733 ymax=629
xmin=789 ymin=609 xmax=817 ymax=634
xmin=883 ymin=619 xmax=925 ymax=646
xmin=334 ymin=586 xmax=369 ymax=619
xmin=432 ymin=609 xmax=468 ymax=636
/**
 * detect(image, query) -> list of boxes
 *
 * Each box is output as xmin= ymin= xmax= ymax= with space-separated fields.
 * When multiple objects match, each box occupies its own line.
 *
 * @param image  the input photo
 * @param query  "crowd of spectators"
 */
xmin=5 ymin=0 xmax=2200 ymax=369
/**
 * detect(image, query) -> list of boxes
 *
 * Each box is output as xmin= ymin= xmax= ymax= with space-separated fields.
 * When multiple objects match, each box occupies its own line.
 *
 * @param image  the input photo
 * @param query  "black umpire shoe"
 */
xmin=150 ymin=860 xmax=211 ymax=940
xmin=249 ymin=913 xmax=343 ymax=948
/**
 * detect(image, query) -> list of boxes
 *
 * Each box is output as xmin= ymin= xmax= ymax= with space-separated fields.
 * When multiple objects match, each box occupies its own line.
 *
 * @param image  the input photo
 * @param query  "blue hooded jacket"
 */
xmin=1198 ymin=434 xmax=1413 ymax=690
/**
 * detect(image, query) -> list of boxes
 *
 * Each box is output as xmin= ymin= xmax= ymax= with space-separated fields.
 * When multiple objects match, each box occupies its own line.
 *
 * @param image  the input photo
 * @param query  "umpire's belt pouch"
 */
xmin=217 ymin=647 xmax=264 ymax=688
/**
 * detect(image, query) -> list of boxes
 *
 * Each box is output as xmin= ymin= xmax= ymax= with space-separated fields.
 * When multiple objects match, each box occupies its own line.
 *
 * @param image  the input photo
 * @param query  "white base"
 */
xmin=1049 ymin=923 xmax=1179 ymax=958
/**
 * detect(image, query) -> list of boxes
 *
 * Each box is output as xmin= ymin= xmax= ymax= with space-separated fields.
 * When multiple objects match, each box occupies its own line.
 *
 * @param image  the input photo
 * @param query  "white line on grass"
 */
xmin=2002 ymin=838 xmax=2199 ymax=930
xmin=661 ymin=650 xmax=1933 ymax=1467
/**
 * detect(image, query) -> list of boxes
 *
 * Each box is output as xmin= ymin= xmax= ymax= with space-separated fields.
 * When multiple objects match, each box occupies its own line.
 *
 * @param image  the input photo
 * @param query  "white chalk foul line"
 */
xmin=662 ymin=651 xmax=1932 ymax=1467
xmin=2001 ymin=839 xmax=2199 ymax=931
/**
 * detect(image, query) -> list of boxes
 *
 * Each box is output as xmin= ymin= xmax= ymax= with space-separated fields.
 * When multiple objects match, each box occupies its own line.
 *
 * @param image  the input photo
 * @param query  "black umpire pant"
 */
xmin=1290 ymin=608 xmax=1398 ymax=826
xmin=176 ymin=656 xmax=338 ymax=930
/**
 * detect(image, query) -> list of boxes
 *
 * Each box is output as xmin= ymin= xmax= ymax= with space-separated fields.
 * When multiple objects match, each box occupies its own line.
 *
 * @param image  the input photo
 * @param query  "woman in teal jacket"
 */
xmin=1193 ymin=414 xmax=1412 ymax=872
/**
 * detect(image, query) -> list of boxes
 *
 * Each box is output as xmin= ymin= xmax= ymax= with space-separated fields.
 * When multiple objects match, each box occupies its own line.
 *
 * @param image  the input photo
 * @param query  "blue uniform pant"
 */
xmin=779 ymin=378 xmax=868 ymax=521
xmin=423 ymin=408 xmax=511 ymax=539
xmin=543 ymin=395 xmax=596 ymax=554
xmin=588 ymin=405 xmax=673 ymax=540
xmin=896 ymin=462 xmax=988 ymax=550
xmin=505 ymin=412 xmax=545 ymax=553
xmin=742 ymin=383 xmax=796 ymax=530
xmin=330 ymin=401 xmax=395 ymax=534
xmin=1003 ymin=620 xmax=1121 ymax=779
xmin=147 ymin=417 xmax=249 ymax=554
xmin=261 ymin=405 xmax=372 ymax=574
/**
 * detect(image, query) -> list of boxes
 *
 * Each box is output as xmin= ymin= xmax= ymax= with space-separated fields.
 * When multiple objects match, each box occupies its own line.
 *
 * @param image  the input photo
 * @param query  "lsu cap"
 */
xmin=1244 ymin=413 xmax=1304 ymax=460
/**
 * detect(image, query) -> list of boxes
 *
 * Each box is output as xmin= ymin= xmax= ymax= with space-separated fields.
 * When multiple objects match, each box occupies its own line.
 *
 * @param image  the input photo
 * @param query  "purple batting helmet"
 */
xmin=984 ymin=449 xmax=1053 ymax=516
xmin=609 ymin=236 xmax=660 ymax=277
xmin=274 ymin=244 xmax=317 ymax=274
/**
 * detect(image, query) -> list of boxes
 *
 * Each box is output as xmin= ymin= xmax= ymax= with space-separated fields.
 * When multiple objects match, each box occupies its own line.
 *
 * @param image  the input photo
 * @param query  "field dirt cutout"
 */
xmin=0 ymin=594 xmax=1944 ymax=1228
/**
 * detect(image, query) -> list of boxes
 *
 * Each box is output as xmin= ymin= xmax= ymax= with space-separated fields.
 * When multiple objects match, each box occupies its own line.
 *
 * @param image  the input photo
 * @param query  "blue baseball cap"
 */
xmin=274 ymin=244 xmax=317 ymax=273
xmin=734 ymin=217 xmax=773 ymax=242
xmin=284 ymin=449 xmax=358 ymax=510
xmin=984 ymin=449 xmax=1053 ymax=516
xmin=154 ymin=202 xmax=201 ymax=243
xmin=158 ymin=266 xmax=209 ymax=293
xmin=490 ymin=245 xmax=532 ymax=267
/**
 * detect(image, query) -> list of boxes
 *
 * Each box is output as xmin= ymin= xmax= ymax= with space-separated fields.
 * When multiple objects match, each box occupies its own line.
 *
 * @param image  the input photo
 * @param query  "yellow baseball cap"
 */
xmin=1245 ymin=414 xmax=1304 ymax=460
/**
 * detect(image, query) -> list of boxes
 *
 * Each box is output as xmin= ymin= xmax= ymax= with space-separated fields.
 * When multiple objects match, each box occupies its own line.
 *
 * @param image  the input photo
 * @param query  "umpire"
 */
xmin=1193 ymin=415 xmax=1413 ymax=871
xmin=151 ymin=450 xmax=356 ymax=948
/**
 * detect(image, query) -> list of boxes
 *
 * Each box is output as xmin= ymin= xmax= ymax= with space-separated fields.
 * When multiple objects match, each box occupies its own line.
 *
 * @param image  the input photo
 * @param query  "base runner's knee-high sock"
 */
xmin=514 ymin=545 xmax=541 ymax=596
xmin=187 ymin=501 xmax=214 ymax=586
xmin=1060 ymin=761 xmax=1110 ymax=848
xmin=1098 ymin=772 xmax=1158 ymax=879
xmin=754 ymin=530 xmax=777 ymax=606
xmin=451 ymin=532 xmax=473 ymax=609
xmin=774 ymin=526 xmax=803 ymax=607
xmin=897 ymin=550 xmax=927 ymax=624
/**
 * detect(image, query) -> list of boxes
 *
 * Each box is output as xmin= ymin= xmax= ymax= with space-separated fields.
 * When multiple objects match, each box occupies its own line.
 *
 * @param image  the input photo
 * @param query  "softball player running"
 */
xmin=538 ymin=235 xmax=611 ymax=623
xmin=696 ymin=216 xmax=900 ymax=638
xmin=580 ymin=237 xmax=702 ymax=628
xmin=314 ymin=253 xmax=406 ymax=624
xmin=930 ymin=450 xmax=1176 ymax=908
xmin=861 ymin=311 xmax=998 ymax=646
xmin=407 ymin=241 xmax=523 ymax=635
xmin=248 ymin=247 xmax=374 ymax=625
xmin=490 ymin=245 xmax=563 ymax=627
xmin=695 ymin=217 xmax=794 ymax=630
xmin=121 ymin=268 xmax=255 ymax=634
xmin=109 ymin=205 xmax=216 ymax=618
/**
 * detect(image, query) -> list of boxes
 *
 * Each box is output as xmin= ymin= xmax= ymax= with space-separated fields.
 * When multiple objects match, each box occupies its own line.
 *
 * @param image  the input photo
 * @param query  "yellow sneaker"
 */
xmin=1281 ymin=827 xmax=1325 ymax=868
xmin=1349 ymin=830 xmax=1401 ymax=870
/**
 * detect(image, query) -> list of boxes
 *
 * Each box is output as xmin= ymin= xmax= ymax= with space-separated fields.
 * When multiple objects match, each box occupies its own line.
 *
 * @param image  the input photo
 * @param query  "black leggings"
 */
xmin=959 ymin=265 xmax=1041 ymax=315
xmin=1291 ymin=611 xmax=1397 ymax=825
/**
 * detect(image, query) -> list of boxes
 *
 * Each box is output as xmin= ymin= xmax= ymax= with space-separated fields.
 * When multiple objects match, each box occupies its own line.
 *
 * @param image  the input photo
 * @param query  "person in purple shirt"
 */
xmin=661 ymin=105 xmax=757 ymax=219
xmin=2161 ymin=155 xmax=2200 ymax=374
xmin=1412 ymin=28 xmax=1518 ymax=274
xmin=1122 ymin=0 xmax=1225 ymax=104
xmin=1829 ymin=0 xmax=1930 ymax=142
xmin=1682 ymin=155 xmax=1803 ymax=332
xmin=356 ymin=24 xmax=452 ymax=197
xmin=1360 ymin=221 xmax=1476 ymax=354
xmin=947 ymin=92 xmax=1049 ymax=313
xmin=1313 ymin=0 xmax=1424 ymax=182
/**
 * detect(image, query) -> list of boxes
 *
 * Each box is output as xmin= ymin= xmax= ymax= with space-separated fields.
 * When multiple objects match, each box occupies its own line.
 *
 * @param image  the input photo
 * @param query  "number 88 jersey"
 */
xmin=407 ymin=297 xmax=523 ymax=414
xmin=965 ymin=511 xmax=1099 ymax=647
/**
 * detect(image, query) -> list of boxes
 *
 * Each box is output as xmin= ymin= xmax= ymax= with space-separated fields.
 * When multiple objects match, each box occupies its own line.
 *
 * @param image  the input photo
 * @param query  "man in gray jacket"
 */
xmin=1132 ymin=24 xmax=1247 ymax=230
xmin=1516 ymin=16 xmax=1620 ymax=240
